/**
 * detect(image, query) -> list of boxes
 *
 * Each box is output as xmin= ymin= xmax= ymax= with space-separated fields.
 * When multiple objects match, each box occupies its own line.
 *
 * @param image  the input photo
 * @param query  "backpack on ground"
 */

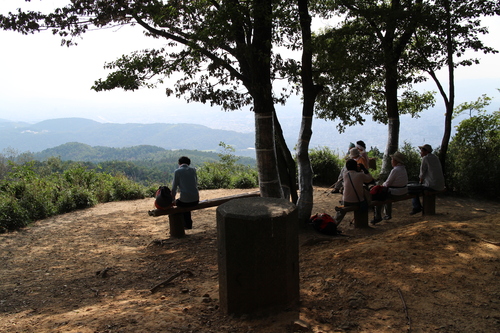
xmin=309 ymin=213 xmax=341 ymax=235
xmin=154 ymin=186 xmax=174 ymax=210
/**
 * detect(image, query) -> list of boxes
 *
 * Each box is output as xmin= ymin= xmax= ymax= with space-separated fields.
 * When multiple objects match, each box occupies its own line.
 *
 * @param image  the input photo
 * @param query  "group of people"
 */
xmin=331 ymin=141 xmax=370 ymax=193
xmin=169 ymin=142 xmax=445 ymax=230
xmin=333 ymin=142 xmax=445 ymax=226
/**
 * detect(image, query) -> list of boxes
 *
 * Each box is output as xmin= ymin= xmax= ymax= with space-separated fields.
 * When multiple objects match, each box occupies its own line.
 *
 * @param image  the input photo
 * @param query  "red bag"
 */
xmin=370 ymin=185 xmax=389 ymax=201
xmin=309 ymin=213 xmax=340 ymax=235
xmin=154 ymin=186 xmax=174 ymax=210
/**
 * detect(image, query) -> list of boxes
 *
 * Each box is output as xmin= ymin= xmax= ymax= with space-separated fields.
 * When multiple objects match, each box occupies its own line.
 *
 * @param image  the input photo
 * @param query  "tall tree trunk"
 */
xmin=381 ymin=62 xmax=400 ymax=179
xmin=251 ymin=0 xmax=282 ymax=198
xmin=438 ymin=0 xmax=455 ymax=177
xmin=274 ymin=112 xmax=298 ymax=203
xmin=296 ymin=0 xmax=321 ymax=223
xmin=255 ymin=109 xmax=283 ymax=198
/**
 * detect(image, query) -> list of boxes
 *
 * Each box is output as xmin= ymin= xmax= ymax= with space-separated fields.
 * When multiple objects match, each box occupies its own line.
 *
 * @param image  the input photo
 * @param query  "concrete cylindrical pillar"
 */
xmin=216 ymin=197 xmax=299 ymax=316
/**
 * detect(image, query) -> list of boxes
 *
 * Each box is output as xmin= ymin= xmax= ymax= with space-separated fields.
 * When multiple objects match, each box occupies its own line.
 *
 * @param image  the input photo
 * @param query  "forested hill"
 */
xmin=0 ymin=118 xmax=255 ymax=157
xmin=31 ymin=142 xmax=256 ymax=166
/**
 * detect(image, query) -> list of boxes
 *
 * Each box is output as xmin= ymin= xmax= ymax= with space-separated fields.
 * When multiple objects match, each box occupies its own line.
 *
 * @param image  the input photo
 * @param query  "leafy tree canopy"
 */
xmin=0 ymin=1 xmax=300 ymax=110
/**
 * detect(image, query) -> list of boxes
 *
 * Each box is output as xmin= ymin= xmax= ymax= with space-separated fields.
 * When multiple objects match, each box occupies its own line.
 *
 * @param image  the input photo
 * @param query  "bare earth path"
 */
xmin=1 ymin=187 xmax=499 ymax=333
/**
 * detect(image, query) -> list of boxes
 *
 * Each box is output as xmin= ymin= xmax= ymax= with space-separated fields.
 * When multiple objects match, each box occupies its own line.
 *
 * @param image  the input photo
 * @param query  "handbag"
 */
xmin=348 ymin=173 xmax=368 ymax=212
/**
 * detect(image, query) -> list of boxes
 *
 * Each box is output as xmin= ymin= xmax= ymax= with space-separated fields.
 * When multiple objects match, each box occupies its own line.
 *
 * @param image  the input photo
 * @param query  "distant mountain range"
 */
xmin=0 ymin=118 xmax=256 ymax=157
xmin=0 ymin=110 xmax=463 ymax=159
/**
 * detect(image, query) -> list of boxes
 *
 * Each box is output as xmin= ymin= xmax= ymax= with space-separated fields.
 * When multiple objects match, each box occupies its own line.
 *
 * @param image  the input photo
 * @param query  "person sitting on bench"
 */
xmin=334 ymin=159 xmax=373 ymax=224
xmin=371 ymin=151 xmax=408 ymax=224
xmin=409 ymin=144 xmax=445 ymax=215
xmin=172 ymin=156 xmax=199 ymax=229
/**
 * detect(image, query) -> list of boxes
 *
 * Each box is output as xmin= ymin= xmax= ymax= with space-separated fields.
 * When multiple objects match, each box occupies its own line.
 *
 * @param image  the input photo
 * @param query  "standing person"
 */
xmin=371 ymin=151 xmax=408 ymax=224
xmin=356 ymin=140 xmax=369 ymax=168
xmin=334 ymin=159 xmax=373 ymax=224
xmin=172 ymin=156 xmax=199 ymax=229
xmin=409 ymin=144 xmax=445 ymax=215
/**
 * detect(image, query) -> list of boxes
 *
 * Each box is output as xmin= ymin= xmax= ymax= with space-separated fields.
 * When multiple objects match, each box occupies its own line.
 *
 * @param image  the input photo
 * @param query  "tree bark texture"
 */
xmin=296 ymin=0 xmax=321 ymax=223
xmin=247 ymin=0 xmax=283 ymax=198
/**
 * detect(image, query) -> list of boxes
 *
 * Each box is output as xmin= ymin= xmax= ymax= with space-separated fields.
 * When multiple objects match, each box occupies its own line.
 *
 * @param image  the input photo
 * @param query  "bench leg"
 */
xmin=169 ymin=213 xmax=186 ymax=238
xmin=422 ymin=194 xmax=436 ymax=215
xmin=354 ymin=210 xmax=369 ymax=228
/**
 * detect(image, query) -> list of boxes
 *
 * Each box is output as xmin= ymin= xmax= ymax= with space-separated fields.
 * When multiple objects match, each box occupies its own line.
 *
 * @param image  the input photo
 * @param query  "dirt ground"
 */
xmin=1 ymin=187 xmax=499 ymax=333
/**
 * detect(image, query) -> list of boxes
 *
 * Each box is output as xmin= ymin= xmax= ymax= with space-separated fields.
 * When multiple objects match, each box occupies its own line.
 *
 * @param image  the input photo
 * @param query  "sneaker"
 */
xmin=383 ymin=215 xmax=392 ymax=220
xmin=370 ymin=218 xmax=382 ymax=225
xmin=409 ymin=208 xmax=422 ymax=215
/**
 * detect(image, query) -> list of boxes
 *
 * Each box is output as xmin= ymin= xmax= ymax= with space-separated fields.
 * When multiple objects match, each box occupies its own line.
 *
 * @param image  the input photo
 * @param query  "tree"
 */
xmin=0 ymin=0 xmax=288 ymax=198
xmin=412 ymin=0 xmax=500 ymax=176
xmin=313 ymin=0 xmax=432 ymax=178
xmin=447 ymin=110 xmax=500 ymax=198
xmin=454 ymin=94 xmax=493 ymax=118
xmin=295 ymin=0 xmax=323 ymax=222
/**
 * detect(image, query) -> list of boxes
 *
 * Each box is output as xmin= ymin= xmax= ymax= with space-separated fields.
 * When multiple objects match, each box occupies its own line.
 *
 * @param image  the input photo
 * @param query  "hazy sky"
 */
xmin=1 ymin=1 xmax=499 ymax=135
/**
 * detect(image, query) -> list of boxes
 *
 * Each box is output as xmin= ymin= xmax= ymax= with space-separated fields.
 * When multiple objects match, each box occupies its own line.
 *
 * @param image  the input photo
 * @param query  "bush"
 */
xmin=398 ymin=141 xmax=422 ymax=182
xmin=198 ymin=163 xmax=232 ymax=189
xmin=0 ymin=160 xmax=148 ymax=233
xmin=309 ymin=147 xmax=343 ymax=185
xmin=110 ymin=175 xmax=146 ymax=201
xmin=231 ymin=170 xmax=259 ymax=189
xmin=447 ymin=111 xmax=500 ymax=199
xmin=18 ymin=179 xmax=58 ymax=221
xmin=0 ymin=193 xmax=30 ymax=232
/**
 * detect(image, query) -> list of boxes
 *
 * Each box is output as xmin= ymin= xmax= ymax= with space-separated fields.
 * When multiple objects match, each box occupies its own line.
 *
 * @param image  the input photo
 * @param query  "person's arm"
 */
xmin=419 ymin=157 xmax=428 ymax=184
xmin=383 ymin=170 xmax=395 ymax=187
xmin=359 ymin=164 xmax=373 ymax=182
xmin=171 ymin=170 xmax=179 ymax=199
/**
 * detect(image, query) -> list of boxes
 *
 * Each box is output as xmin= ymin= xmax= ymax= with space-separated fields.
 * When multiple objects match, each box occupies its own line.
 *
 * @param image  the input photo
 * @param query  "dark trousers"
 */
xmin=373 ymin=193 xmax=407 ymax=219
xmin=408 ymin=185 xmax=435 ymax=210
xmin=175 ymin=199 xmax=199 ymax=229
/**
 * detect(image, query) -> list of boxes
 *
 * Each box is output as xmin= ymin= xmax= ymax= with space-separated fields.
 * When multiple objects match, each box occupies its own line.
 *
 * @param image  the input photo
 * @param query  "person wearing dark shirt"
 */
xmin=171 ymin=156 xmax=199 ymax=229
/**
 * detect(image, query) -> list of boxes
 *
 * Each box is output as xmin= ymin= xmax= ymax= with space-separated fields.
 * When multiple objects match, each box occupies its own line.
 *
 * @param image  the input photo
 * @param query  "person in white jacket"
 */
xmin=409 ymin=144 xmax=445 ymax=215
xmin=371 ymin=151 xmax=408 ymax=224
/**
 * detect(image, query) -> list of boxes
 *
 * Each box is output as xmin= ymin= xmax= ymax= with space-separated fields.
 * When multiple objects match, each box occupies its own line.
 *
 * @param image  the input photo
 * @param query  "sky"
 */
xmin=0 ymin=1 xmax=499 ymax=151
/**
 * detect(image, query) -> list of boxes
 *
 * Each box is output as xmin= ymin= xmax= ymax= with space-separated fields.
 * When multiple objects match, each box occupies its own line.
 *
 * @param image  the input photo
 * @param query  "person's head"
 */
xmin=178 ymin=156 xmax=191 ymax=165
xmin=390 ymin=151 xmax=406 ymax=166
xmin=349 ymin=148 xmax=360 ymax=159
xmin=418 ymin=144 xmax=433 ymax=157
xmin=346 ymin=159 xmax=358 ymax=171
xmin=349 ymin=142 xmax=355 ymax=149
xmin=356 ymin=140 xmax=366 ymax=149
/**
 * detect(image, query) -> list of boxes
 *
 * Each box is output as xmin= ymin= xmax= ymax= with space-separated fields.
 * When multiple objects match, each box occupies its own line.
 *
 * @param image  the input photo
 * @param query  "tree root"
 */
xmin=398 ymin=288 xmax=411 ymax=332
xmin=150 ymin=270 xmax=194 ymax=293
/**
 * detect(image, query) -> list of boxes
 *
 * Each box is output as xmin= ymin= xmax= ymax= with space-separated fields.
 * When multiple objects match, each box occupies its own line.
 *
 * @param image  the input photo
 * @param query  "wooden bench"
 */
xmin=148 ymin=191 xmax=260 ymax=238
xmin=334 ymin=189 xmax=445 ymax=228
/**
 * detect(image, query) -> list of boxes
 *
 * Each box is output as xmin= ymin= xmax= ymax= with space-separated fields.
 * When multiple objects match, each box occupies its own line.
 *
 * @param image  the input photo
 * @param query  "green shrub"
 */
xmin=56 ymin=189 xmax=78 ymax=214
xmin=198 ymin=163 xmax=232 ymax=189
xmin=72 ymin=187 xmax=98 ymax=209
xmin=309 ymin=147 xmax=343 ymax=186
xmin=398 ymin=141 xmax=422 ymax=182
xmin=0 ymin=193 xmax=30 ymax=232
xmin=231 ymin=170 xmax=259 ymax=189
xmin=110 ymin=175 xmax=146 ymax=201
xmin=92 ymin=173 xmax=115 ymax=203
xmin=447 ymin=111 xmax=500 ymax=199
xmin=18 ymin=180 xmax=58 ymax=221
